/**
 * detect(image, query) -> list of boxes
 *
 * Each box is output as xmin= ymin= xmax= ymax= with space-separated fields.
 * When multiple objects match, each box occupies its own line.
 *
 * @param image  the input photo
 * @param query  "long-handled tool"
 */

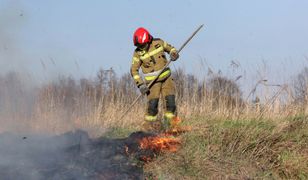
xmin=119 ymin=24 xmax=204 ymax=121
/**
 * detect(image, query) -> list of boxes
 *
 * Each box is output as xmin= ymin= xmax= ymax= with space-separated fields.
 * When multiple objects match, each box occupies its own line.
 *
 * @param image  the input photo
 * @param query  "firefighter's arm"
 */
xmin=162 ymin=40 xmax=179 ymax=61
xmin=162 ymin=40 xmax=177 ymax=54
xmin=130 ymin=53 xmax=144 ymax=87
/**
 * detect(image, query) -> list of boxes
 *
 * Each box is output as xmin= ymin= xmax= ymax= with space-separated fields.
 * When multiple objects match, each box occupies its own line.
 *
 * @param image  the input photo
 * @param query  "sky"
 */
xmin=0 ymin=0 xmax=307 ymax=87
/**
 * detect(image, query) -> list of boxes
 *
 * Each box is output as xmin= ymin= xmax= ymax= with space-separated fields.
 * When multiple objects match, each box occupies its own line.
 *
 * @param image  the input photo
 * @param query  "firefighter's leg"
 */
xmin=161 ymin=77 xmax=179 ymax=131
xmin=143 ymin=82 xmax=162 ymax=132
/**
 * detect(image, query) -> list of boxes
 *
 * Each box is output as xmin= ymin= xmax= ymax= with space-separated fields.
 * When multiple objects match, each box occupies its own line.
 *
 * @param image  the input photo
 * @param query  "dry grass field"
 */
xmin=0 ymin=66 xmax=307 ymax=179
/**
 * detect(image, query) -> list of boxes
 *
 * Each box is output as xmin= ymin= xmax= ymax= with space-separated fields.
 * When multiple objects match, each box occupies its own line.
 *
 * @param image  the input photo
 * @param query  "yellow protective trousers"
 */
xmin=144 ymin=76 xmax=176 ymax=124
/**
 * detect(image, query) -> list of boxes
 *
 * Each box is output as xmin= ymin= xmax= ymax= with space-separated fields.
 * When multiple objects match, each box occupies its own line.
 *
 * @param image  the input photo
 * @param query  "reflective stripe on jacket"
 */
xmin=144 ymin=68 xmax=171 ymax=81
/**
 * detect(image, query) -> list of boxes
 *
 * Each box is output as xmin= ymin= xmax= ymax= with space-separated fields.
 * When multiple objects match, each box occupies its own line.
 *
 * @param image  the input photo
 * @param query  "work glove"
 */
xmin=170 ymin=51 xmax=179 ymax=61
xmin=139 ymin=84 xmax=150 ymax=95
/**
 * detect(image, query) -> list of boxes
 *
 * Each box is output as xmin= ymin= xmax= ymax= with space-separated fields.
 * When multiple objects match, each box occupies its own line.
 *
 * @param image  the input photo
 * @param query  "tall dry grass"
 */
xmin=0 ymin=66 xmax=307 ymax=135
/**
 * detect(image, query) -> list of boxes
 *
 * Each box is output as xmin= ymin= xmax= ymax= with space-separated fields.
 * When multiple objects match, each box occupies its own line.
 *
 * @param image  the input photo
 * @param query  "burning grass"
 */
xmin=139 ymin=135 xmax=181 ymax=153
xmin=124 ymin=132 xmax=182 ymax=164
xmin=143 ymin=115 xmax=308 ymax=179
xmin=0 ymin=130 xmax=182 ymax=179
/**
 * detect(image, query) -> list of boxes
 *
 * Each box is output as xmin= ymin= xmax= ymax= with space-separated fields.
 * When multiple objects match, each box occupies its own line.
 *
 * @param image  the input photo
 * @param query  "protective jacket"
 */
xmin=130 ymin=38 xmax=177 ymax=87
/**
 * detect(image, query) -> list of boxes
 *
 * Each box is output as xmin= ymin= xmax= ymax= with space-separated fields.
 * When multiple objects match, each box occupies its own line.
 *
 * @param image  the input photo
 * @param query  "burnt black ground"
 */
xmin=0 ymin=130 xmax=153 ymax=180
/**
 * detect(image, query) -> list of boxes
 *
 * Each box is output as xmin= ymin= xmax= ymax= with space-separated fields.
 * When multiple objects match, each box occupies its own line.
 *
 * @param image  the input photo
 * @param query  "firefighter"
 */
xmin=130 ymin=27 xmax=180 ymax=132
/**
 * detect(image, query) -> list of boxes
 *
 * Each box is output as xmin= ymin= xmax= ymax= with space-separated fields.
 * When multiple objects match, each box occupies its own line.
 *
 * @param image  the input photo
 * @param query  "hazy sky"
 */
xmin=0 ymin=0 xmax=307 ymax=85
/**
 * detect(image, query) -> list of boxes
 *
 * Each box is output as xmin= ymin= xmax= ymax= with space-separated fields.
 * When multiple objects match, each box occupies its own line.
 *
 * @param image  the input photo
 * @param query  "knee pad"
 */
xmin=148 ymin=98 xmax=159 ymax=116
xmin=165 ymin=95 xmax=176 ymax=113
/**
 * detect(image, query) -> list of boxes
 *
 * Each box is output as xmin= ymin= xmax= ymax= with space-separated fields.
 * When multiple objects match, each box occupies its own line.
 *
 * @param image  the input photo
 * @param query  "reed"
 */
xmin=0 ymin=66 xmax=307 ymax=136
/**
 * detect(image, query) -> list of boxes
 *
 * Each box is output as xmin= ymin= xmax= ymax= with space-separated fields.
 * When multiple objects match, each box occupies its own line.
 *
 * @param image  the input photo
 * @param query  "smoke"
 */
xmin=0 ymin=130 xmax=145 ymax=179
xmin=0 ymin=2 xmax=145 ymax=179
xmin=0 ymin=0 xmax=28 ymax=73
xmin=0 ymin=1 xmax=45 ymax=133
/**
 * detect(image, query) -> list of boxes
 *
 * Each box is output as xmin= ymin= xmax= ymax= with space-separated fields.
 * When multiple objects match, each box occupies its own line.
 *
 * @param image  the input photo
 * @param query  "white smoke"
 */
xmin=0 ymin=0 xmax=28 ymax=73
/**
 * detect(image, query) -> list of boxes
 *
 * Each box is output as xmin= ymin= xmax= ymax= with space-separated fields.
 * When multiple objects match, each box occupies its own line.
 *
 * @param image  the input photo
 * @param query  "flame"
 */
xmin=124 ymin=122 xmax=191 ymax=162
xmin=166 ymin=116 xmax=192 ymax=136
xmin=170 ymin=116 xmax=181 ymax=127
xmin=139 ymin=135 xmax=181 ymax=153
xmin=164 ymin=126 xmax=192 ymax=136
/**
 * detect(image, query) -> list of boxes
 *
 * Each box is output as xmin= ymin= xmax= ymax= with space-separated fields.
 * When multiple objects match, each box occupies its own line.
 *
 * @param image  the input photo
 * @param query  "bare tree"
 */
xmin=207 ymin=75 xmax=243 ymax=109
xmin=293 ymin=67 xmax=308 ymax=104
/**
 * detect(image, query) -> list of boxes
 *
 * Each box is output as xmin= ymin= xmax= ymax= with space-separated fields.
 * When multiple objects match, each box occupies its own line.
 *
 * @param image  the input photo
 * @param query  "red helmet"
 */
xmin=133 ymin=27 xmax=152 ymax=46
